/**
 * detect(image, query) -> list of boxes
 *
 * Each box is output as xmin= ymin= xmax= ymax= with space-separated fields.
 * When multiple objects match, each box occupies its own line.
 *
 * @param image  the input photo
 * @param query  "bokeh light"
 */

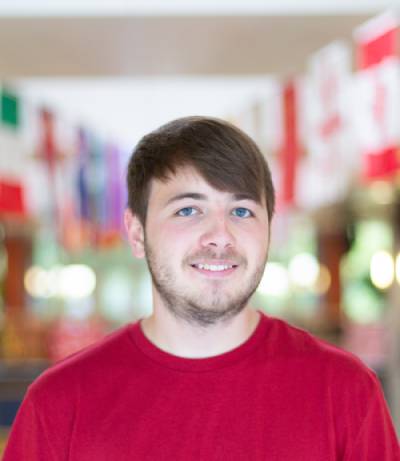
xmin=258 ymin=262 xmax=290 ymax=297
xmin=370 ymin=251 xmax=394 ymax=290
xmin=288 ymin=253 xmax=319 ymax=289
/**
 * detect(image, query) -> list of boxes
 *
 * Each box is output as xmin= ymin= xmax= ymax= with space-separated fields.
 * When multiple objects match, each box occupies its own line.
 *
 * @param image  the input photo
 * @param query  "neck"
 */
xmin=140 ymin=306 xmax=260 ymax=358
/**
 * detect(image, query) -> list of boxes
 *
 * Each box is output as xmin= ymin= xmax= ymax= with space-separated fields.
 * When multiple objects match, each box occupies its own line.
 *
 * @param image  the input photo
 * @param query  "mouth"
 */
xmin=190 ymin=262 xmax=238 ymax=277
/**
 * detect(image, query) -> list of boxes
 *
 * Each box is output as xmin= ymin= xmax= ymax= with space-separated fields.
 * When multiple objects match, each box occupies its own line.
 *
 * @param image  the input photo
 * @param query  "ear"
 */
xmin=124 ymin=209 xmax=145 ymax=258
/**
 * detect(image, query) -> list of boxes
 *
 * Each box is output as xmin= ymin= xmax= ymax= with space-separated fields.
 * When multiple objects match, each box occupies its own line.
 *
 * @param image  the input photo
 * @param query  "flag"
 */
xmin=279 ymin=80 xmax=301 ymax=207
xmin=353 ymin=11 xmax=400 ymax=180
xmin=1 ymin=87 xmax=19 ymax=129
xmin=298 ymin=41 xmax=353 ymax=209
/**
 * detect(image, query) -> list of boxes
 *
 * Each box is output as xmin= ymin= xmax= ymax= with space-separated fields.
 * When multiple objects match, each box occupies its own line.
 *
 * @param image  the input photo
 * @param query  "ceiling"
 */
xmin=0 ymin=4 xmax=394 ymax=147
xmin=0 ymin=14 xmax=375 ymax=78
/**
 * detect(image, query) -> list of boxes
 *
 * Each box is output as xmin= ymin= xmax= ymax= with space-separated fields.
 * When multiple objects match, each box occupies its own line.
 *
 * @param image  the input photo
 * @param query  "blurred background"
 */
xmin=1 ymin=0 xmax=400 ymax=453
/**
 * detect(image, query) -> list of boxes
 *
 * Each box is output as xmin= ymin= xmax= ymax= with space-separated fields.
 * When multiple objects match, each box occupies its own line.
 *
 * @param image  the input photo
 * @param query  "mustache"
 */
xmin=185 ymin=248 xmax=245 ymax=265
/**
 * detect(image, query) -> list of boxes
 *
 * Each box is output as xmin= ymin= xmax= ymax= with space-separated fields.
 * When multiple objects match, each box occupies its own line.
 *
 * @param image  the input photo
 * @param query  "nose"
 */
xmin=199 ymin=214 xmax=236 ymax=249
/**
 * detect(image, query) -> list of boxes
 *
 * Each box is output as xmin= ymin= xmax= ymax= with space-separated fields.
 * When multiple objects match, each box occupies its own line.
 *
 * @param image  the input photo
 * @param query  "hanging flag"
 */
xmin=278 ymin=80 xmax=301 ymax=207
xmin=356 ymin=12 xmax=398 ymax=69
xmin=0 ymin=87 xmax=19 ymax=129
xmin=39 ymin=108 xmax=58 ymax=175
xmin=0 ymin=178 xmax=26 ymax=215
xmin=353 ymin=11 xmax=400 ymax=180
xmin=106 ymin=144 xmax=123 ymax=232
xmin=0 ymin=87 xmax=27 ymax=216
xmin=92 ymin=138 xmax=107 ymax=231
xmin=94 ymin=144 xmax=124 ymax=247
xmin=298 ymin=41 xmax=354 ymax=209
xmin=77 ymin=128 xmax=90 ymax=221
xmin=70 ymin=127 xmax=93 ymax=249
xmin=37 ymin=107 xmax=59 ymax=229
xmin=35 ymin=107 xmax=69 ymax=247
xmin=0 ymin=86 xmax=27 ymax=192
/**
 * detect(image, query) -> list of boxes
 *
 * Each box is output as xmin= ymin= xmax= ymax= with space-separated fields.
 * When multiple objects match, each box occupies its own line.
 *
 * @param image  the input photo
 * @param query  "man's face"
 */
xmin=137 ymin=166 xmax=270 ymax=327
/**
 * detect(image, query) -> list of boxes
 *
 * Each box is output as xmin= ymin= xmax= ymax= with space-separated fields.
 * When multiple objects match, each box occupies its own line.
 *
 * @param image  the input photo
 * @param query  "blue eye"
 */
xmin=176 ymin=207 xmax=197 ymax=217
xmin=232 ymin=207 xmax=253 ymax=218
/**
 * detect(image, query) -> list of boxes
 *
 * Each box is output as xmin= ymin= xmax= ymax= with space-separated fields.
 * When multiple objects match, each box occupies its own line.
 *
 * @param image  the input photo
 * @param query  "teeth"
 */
xmin=195 ymin=263 xmax=234 ymax=271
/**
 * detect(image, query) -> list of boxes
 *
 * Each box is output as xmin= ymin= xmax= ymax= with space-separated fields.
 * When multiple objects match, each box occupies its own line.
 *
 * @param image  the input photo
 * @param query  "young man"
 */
xmin=4 ymin=116 xmax=400 ymax=460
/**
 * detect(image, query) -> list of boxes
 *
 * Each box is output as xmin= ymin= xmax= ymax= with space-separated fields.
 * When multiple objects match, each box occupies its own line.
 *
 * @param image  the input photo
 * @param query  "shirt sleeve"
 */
xmin=2 ymin=391 xmax=57 ymax=461
xmin=344 ymin=375 xmax=400 ymax=461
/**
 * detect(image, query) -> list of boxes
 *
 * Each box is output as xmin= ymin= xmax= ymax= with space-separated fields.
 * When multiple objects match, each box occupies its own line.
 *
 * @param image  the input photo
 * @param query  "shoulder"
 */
xmin=263 ymin=314 xmax=378 ymax=388
xmin=28 ymin=323 xmax=135 ymax=403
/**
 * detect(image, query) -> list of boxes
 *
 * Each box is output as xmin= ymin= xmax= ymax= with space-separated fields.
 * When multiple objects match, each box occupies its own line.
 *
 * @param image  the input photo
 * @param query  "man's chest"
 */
xmin=69 ymin=372 xmax=338 ymax=460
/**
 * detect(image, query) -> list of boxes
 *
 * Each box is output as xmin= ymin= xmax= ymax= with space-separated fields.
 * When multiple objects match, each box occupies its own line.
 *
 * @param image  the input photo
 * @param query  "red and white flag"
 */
xmin=298 ymin=41 xmax=353 ymax=209
xmin=353 ymin=11 xmax=400 ymax=180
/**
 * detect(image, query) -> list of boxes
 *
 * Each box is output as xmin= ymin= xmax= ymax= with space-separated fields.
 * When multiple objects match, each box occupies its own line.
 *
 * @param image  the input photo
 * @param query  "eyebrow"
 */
xmin=165 ymin=193 xmax=207 ymax=206
xmin=165 ymin=192 xmax=260 ymax=206
xmin=233 ymin=193 xmax=260 ymax=203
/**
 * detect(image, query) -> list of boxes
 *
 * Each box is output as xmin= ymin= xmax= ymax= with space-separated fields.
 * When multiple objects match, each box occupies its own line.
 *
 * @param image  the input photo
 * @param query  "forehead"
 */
xmin=162 ymin=165 xmax=205 ymax=186
xmin=148 ymin=165 xmax=265 ymax=206
xmin=148 ymin=166 xmax=217 ymax=202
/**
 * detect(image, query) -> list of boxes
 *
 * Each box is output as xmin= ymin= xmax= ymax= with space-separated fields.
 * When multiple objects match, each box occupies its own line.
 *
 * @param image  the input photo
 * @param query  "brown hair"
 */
xmin=126 ymin=116 xmax=275 ymax=225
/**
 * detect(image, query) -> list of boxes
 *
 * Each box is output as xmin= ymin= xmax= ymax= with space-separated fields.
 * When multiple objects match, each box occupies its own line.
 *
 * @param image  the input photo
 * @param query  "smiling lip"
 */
xmin=190 ymin=261 xmax=238 ymax=277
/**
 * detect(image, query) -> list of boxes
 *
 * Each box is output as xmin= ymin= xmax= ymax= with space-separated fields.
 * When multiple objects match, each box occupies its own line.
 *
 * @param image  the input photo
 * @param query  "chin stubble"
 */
xmin=144 ymin=239 xmax=267 ymax=328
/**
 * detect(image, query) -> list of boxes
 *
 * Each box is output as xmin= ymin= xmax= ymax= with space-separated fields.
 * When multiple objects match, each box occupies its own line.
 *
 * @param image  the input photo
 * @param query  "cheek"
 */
xmin=159 ymin=220 xmax=201 ymax=243
xmin=242 ymin=227 xmax=269 ymax=258
xmin=153 ymin=223 xmax=196 ymax=260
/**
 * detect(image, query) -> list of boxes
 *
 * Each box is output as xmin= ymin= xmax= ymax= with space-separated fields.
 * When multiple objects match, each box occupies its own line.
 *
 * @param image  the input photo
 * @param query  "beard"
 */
xmin=144 ymin=237 xmax=268 ymax=328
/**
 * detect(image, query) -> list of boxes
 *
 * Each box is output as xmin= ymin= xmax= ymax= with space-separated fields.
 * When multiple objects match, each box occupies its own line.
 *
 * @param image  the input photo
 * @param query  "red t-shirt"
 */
xmin=3 ymin=313 xmax=400 ymax=460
